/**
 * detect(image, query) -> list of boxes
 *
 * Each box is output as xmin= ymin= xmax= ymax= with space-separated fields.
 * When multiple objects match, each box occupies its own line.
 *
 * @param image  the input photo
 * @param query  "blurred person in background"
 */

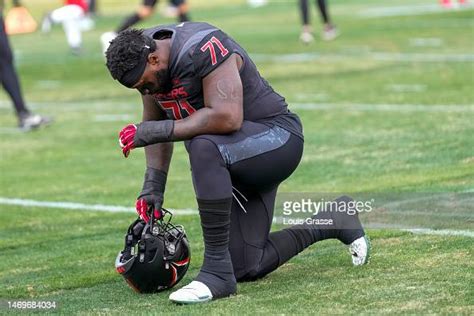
xmin=4 ymin=0 xmax=37 ymax=35
xmin=439 ymin=0 xmax=469 ymax=8
xmin=88 ymin=0 xmax=97 ymax=16
xmin=299 ymin=0 xmax=338 ymax=44
xmin=41 ymin=0 xmax=92 ymax=55
xmin=0 ymin=1 xmax=51 ymax=131
xmin=101 ymin=0 xmax=190 ymax=54
xmin=247 ymin=0 xmax=268 ymax=8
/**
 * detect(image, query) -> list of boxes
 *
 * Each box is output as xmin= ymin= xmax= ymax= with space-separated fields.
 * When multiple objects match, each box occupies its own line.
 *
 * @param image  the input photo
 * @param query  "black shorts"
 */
xmin=170 ymin=0 xmax=185 ymax=6
xmin=142 ymin=0 xmax=185 ymax=7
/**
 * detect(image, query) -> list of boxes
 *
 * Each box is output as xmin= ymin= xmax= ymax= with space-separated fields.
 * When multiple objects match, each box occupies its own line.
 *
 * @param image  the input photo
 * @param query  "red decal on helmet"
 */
xmin=173 ymin=257 xmax=190 ymax=267
xmin=170 ymin=265 xmax=178 ymax=286
xmin=116 ymin=266 xmax=126 ymax=274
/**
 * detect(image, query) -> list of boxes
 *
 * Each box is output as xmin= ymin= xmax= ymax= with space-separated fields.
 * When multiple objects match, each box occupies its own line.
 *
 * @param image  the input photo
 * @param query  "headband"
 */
xmin=118 ymin=45 xmax=151 ymax=88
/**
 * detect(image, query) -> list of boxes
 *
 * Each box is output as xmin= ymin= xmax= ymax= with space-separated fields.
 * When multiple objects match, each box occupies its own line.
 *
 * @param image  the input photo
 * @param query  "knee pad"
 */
xmin=187 ymin=137 xmax=226 ymax=174
xmin=187 ymin=137 xmax=232 ymax=200
xmin=187 ymin=137 xmax=221 ymax=163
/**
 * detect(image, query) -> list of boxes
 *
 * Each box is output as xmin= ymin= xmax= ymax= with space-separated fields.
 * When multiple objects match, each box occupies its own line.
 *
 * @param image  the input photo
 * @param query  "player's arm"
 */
xmin=131 ymin=95 xmax=173 ymax=222
xmin=118 ymin=32 xmax=242 ymax=153
xmin=173 ymin=53 xmax=243 ymax=139
xmin=141 ymin=94 xmax=173 ymax=172
xmin=119 ymin=54 xmax=243 ymax=152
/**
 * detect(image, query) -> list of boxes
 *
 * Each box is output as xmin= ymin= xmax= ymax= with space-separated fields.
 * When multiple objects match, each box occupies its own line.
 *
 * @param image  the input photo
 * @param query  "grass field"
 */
xmin=1 ymin=0 xmax=473 ymax=314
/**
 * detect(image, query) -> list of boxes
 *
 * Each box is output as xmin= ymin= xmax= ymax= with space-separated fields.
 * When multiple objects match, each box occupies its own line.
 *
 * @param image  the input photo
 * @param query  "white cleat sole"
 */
xmin=169 ymin=281 xmax=213 ymax=304
xmin=299 ymin=32 xmax=314 ymax=44
xmin=349 ymin=236 xmax=371 ymax=266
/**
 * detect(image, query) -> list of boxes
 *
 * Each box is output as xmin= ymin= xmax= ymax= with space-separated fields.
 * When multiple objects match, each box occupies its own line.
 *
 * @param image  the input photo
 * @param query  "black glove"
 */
xmin=135 ymin=167 xmax=167 ymax=222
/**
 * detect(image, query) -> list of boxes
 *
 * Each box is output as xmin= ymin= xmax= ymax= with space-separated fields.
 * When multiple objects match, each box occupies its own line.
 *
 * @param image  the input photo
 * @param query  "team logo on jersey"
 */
xmin=154 ymin=77 xmax=189 ymax=100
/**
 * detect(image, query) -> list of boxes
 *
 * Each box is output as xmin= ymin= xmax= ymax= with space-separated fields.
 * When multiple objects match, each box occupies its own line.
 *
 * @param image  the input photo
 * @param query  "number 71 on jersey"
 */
xmin=200 ymin=36 xmax=229 ymax=66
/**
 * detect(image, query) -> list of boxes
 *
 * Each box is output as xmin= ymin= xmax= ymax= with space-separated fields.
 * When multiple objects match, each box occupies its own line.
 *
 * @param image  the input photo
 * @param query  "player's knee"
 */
xmin=187 ymin=137 xmax=222 ymax=167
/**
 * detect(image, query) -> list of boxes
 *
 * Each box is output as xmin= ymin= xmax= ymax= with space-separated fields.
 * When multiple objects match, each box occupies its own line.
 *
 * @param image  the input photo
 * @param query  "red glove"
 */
xmin=118 ymin=124 xmax=137 ymax=158
xmin=135 ymin=199 xmax=163 ymax=223
xmin=118 ymin=120 xmax=175 ymax=158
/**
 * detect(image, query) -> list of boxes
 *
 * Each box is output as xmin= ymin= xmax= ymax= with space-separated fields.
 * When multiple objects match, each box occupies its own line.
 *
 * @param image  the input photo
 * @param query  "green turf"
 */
xmin=1 ymin=0 xmax=473 ymax=314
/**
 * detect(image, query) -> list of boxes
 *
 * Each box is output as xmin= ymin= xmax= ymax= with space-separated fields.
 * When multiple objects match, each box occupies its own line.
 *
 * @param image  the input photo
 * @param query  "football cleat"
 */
xmin=19 ymin=114 xmax=52 ymax=131
xmin=169 ymin=281 xmax=213 ymax=304
xmin=322 ymin=25 xmax=339 ymax=41
xmin=349 ymin=236 xmax=370 ymax=266
xmin=299 ymin=31 xmax=314 ymax=44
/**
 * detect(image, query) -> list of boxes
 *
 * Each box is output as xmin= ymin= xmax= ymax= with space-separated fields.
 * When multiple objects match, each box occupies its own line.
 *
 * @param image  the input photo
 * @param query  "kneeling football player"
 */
xmin=105 ymin=22 xmax=370 ymax=304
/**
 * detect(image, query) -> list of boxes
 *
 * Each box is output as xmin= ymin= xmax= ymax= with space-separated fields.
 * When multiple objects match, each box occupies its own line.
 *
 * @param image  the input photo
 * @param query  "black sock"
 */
xmin=116 ymin=13 xmax=141 ymax=33
xmin=316 ymin=0 xmax=330 ymax=24
xmin=195 ymin=198 xmax=237 ymax=298
xmin=312 ymin=195 xmax=365 ymax=244
xmin=268 ymin=225 xmax=321 ymax=266
xmin=299 ymin=0 xmax=310 ymax=25
xmin=0 ymin=57 xmax=30 ymax=117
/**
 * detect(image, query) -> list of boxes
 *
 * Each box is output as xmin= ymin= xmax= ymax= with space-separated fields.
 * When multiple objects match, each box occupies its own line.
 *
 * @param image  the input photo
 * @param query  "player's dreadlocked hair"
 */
xmin=105 ymin=29 xmax=156 ymax=82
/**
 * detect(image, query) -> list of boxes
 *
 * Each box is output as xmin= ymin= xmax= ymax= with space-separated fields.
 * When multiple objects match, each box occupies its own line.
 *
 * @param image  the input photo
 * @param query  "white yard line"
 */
xmin=0 ymin=197 xmax=197 ymax=215
xmin=94 ymin=114 xmax=135 ymax=122
xmin=290 ymin=103 xmax=474 ymax=113
xmin=1 ymin=197 xmax=472 ymax=237
xmin=385 ymin=84 xmax=427 ymax=92
xmin=3 ymin=101 xmax=472 ymax=114
xmin=272 ymin=216 xmax=473 ymax=237
xmin=409 ymin=38 xmax=443 ymax=47
xmin=251 ymin=52 xmax=474 ymax=63
xmin=403 ymin=228 xmax=474 ymax=238
xmin=35 ymin=80 xmax=62 ymax=89
xmin=0 ymin=127 xmax=23 ymax=134
xmin=359 ymin=3 xmax=473 ymax=18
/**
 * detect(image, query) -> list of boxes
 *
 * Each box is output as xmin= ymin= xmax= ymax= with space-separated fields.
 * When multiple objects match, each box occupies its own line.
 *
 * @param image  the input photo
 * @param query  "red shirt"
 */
xmin=65 ymin=0 xmax=88 ymax=13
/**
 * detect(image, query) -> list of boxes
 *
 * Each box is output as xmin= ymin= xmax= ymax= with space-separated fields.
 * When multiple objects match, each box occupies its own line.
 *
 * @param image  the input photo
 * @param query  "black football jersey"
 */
xmin=143 ymin=22 xmax=302 ymax=139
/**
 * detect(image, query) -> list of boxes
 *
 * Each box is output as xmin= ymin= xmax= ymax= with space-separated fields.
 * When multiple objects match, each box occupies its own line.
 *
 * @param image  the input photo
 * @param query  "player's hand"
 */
xmin=119 ymin=124 xmax=137 ymax=158
xmin=135 ymin=167 xmax=167 ymax=222
xmin=135 ymin=197 xmax=163 ymax=223
xmin=118 ymin=121 xmax=175 ymax=158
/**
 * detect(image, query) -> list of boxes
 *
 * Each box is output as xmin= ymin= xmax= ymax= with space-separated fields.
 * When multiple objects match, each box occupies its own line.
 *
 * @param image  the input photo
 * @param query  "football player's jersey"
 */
xmin=143 ymin=22 xmax=302 ymax=139
xmin=66 ymin=0 xmax=88 ymax=13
